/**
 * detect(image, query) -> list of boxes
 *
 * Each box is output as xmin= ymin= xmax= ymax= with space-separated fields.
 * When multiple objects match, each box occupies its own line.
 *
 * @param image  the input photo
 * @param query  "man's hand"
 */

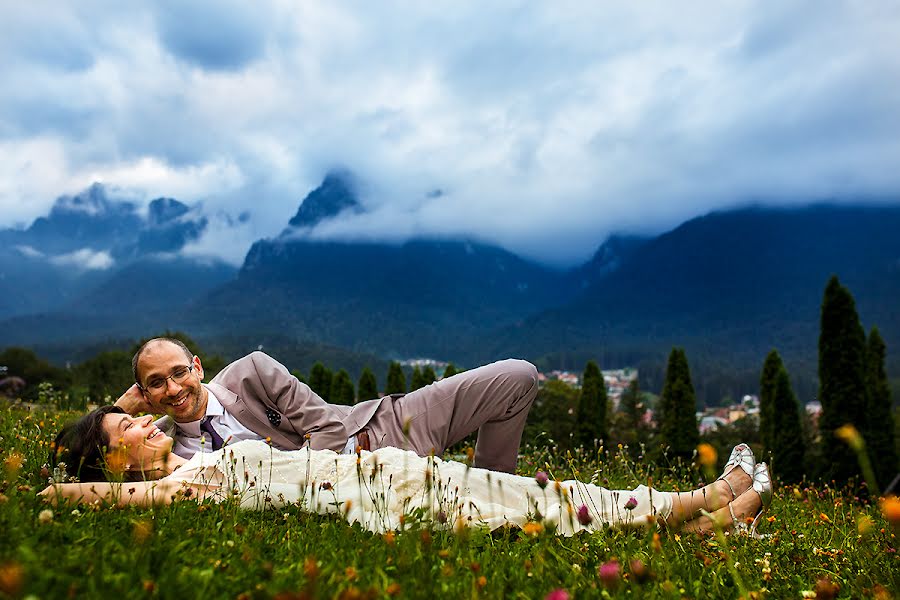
xmin=114 ymin=384 xmax=157 ymax=415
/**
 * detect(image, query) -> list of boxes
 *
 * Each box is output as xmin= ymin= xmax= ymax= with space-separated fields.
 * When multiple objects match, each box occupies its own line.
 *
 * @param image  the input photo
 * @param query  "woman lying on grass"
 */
xmin=41 ymin=406 xmax=772 ymax=536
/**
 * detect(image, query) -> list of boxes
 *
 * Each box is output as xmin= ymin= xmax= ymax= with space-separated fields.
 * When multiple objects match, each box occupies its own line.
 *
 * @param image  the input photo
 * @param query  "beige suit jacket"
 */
xmin=156 ymin=351 xmax=385 ymax=452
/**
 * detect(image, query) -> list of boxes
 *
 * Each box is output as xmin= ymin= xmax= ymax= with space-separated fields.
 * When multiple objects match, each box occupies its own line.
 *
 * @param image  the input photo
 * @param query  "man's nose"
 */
xmin=165 ymin=377 xmax=183 ymax=395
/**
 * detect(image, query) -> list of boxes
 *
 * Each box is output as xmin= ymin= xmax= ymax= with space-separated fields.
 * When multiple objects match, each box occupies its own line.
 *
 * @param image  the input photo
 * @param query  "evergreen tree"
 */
xmin=357 ymin=367 xmax=378 ymax=402
xmin=385 ymin=362 xmax=406 ymax=395
xmin=422 ymin=365 xmax=437 ymax=386
xmin=818 ymin=276 xmax=869 ymax=485
xmin=865 ymin=327 xmax=898 ymax=491
xmin=658 ymin=348 xmax=699 ymax=462
xmin=331 ymin=369 xmax=356 ymax=406
xmin=410 ymin=366 xmax=426 ymax=391
xmin=620 ymin=379 xmax=641 ymax=430
xmin=290 ymin=370 xmax=306 ymax=384
xmin=442 ymin=363 xmax=459 ymax=379
xmin=308 ymin=362 xmax=333 ymax=402
xmin=771 ymin=364 xmax=806 ymax=483
xmin=576 ymin=361 xmax=608 ymax=448
xmin=759 ymin=350 xmax=784 ymax=459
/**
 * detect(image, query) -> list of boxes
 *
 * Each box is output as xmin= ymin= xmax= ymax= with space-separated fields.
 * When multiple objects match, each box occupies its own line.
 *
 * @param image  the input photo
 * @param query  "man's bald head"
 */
xmin=132 ymin=338 xmax=193 ymax=384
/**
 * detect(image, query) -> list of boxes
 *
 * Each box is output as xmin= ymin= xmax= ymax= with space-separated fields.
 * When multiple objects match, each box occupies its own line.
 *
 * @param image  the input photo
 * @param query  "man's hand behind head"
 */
xmin=114 ymin=384 xmax=158 ymax=415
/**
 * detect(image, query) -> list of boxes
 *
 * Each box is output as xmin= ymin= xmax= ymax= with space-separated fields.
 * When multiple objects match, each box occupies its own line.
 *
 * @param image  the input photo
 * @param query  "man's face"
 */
xmin=136 ymin=341 xmax=208 ymax=422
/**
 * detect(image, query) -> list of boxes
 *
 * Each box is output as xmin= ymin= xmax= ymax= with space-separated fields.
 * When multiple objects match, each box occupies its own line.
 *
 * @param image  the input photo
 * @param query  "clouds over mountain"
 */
xmin=1 ymin=2 xmax=899 ymax=266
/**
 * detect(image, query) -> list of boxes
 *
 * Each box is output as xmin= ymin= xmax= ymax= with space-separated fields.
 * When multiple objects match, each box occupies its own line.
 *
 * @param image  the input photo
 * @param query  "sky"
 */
xmin=1 ymin=1 xmax=899 ymax=267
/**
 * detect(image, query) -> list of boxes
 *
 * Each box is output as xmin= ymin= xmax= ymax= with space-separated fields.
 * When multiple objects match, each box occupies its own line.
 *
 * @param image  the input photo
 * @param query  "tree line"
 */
xmin=527 ymin=275 xmax=897 ymax=492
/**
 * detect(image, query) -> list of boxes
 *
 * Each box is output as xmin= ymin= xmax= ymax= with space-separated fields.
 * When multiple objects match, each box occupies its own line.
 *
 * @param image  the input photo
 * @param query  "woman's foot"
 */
xmin=682 ymin=487 xmax=763 ymax=533
xmin=716 ymin=443 xmax=755 ymax=500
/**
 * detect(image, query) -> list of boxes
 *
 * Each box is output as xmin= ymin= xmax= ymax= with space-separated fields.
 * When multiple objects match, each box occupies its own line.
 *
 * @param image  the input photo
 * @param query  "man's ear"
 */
xmin=194 ymin=355 xmax=205 ymax=381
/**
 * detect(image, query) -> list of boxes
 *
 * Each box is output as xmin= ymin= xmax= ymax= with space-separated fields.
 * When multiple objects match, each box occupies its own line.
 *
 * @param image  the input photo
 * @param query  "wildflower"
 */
xmin=624 ymin=496 xmax=638 ymax=510
xmin=630 ymin=559 xmax=651 ymax=584
xmin=522 ymin=521 xmax=544 ymax=536
xmin=813 ymin=577 xmax=840 ymax=600
xmin=834 ymin=424 xmax=863 ymax=451
xmin=0 ymin=561 xmax=24 ymax=597
xmin=476 ymin=576 xmax=487 ymax=588
xmin=105 ymin=448 xmax=128 ymax=476
xmin=857 ymin=515 xmax=874 ymax=536
xmin=697 ymin=443 xmax=717 ymax=468
xmin=437 ymin=510 xmax=448 ymax=524
xmin=535 ymin=471 xmax=549 ymax=489
xmin=143 ymin=580 xmax=156 ymax=593
xmin=38 ymin=509 xmax=53 ymax=524
xmin=320 ymin=481 xmax=333 ymax=491
xmin=576 ymin=504 xmax=592 ymax=526
xmin=383 ymin=531 xmax=395 ymax=546
xmin=386 ymin=582 xmax=401 ymax=596
xmin=465 ymin=447 xmax=475 ymax=465
xmin=303 ymin=557 xmax=319 ymax=580
xmin=598 ymin=560 xmax=621 ymax=589
xmin=818 ymin=512 xmax=831 ymax=524
xmin=651 ymin=532 xmax=662 ymax=552
xmin=133 ymin=520 xmax=153 ymax=544
xmin=345 ymin=566 xmax=358 ymax=581
xmin=544 ymin=589 xmax=570 ymax=600
xmin=3 ymin=452 xmax=24 ymax=475
xmin=880 ymin=496 xmax=900 ymax=525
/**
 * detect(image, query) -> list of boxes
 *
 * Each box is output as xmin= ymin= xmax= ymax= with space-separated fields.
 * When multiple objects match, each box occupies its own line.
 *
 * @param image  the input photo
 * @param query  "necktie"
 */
xmin=199 ymin=417 xmax=225 ymax=451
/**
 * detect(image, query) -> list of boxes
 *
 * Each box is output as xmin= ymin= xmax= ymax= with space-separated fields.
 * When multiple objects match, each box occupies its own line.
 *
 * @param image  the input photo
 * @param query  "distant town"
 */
xmin=401 ymin=358 xmax=825 ymax=433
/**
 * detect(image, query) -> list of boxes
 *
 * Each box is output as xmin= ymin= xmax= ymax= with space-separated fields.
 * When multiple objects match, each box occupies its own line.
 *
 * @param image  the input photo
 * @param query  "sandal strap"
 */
xmin=720 ymin=475 xmax=738 ymax=500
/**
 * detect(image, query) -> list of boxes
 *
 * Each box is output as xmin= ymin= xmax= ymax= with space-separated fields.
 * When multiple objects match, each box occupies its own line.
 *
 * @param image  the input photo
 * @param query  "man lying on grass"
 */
xmin=41 ymin=405 xmax=773 ymax=536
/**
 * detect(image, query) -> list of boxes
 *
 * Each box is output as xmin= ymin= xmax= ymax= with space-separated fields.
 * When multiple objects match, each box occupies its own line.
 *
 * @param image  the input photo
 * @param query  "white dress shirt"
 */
xmin=172 ymin=384 xmax=358 ymax=458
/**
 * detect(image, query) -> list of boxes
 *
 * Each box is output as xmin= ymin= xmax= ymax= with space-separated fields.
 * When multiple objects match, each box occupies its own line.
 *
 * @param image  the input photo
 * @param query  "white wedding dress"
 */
xmin=167 ymin=440 xmax=672 ymax=535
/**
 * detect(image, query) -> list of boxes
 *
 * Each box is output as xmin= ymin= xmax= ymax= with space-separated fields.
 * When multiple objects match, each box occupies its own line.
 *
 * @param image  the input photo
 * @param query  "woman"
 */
xmin=42 ymin=407 xmax=772 ymax=536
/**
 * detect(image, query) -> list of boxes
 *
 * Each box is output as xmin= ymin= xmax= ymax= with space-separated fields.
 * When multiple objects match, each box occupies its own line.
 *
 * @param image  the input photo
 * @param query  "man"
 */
xmin=115 ymin=337 xmax=538 ymax=473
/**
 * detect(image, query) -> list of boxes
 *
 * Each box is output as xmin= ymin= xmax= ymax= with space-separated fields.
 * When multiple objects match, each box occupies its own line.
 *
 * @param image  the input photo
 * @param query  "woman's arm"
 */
xmin=39 ymin=479 xmax=211 ymax=507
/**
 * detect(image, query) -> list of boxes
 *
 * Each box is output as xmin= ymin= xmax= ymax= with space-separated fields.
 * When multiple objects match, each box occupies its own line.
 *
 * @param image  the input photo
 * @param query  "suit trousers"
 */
xmin=365 ymin=359 xmax=539 ymax=473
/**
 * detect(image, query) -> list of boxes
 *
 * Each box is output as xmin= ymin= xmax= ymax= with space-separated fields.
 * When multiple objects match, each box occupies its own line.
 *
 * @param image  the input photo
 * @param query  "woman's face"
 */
xmin=101 ymin=413 xmax=173 ymax=473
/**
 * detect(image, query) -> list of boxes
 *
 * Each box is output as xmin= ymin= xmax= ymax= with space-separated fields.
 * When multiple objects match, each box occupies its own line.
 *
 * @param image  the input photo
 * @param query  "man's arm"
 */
xmin=114 ymin=383 xmax=158 ymax=415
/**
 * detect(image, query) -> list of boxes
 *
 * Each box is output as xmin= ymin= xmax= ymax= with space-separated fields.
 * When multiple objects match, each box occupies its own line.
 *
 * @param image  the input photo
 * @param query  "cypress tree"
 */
xmin=772 ymin=364 xmax=806 ymax=483
xmin=865 ymin=327 xmax=898 ymax=491
xmin=818 ymin=276 xmax=869 ymax=485
xmin=658 ymin=348 xmax=699 ymax=462
xmin=759 ymin=350 xmax=782 ymax=459
xmin=576 ymin=361 xmax=608 ymax=448
xmin=618 ymin=378 xmax=644 ymax=455
xmin=331 ymin=369 xmax=355 ymax=406
xmin=357 ymin=367 xmax=378 ymax=402
xmin=410 ymin=366 xmax=426 ymax=391
xmin=422 ymin=365 xmax=437 ymax=386
xmin=308 ymin=362 xmax=333 ymax=402
xmin=385 ymin=362 xmax=406 ymax=395
xmin=443 ymin=363 xmax=459 ymax=379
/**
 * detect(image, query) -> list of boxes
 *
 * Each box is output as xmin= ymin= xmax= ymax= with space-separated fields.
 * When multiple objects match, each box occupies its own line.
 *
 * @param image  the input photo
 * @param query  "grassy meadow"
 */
xmin=1 ymin=406 xmax=898 ymax=599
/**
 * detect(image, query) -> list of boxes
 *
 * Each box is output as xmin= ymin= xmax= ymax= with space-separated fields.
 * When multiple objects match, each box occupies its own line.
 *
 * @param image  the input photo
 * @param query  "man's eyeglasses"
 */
xmin=142 ymin=362 xmax=195 ymax=393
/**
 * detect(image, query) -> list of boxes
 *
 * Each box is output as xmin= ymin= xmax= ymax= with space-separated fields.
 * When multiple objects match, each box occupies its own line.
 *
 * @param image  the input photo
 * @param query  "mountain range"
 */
xmin=1 ymin=174 xmax=897 ymax=405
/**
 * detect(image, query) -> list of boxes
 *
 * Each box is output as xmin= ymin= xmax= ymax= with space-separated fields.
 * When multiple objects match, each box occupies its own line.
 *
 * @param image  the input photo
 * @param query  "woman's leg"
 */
xmin=680 ymin=487 xmax=762 ymax=532
xmin=665 ymin=466 xmax=751 ymax=526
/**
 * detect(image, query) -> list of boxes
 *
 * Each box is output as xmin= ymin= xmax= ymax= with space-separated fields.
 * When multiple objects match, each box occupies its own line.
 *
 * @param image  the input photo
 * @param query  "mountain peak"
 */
xmin=147 ymin=197 xmax=190 ymax=226
xmin=287 ymin=170 xmax=362 ymax=229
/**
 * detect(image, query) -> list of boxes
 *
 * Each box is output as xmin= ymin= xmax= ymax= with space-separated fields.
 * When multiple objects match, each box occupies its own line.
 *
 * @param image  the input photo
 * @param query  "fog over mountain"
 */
xmin=2 ymin=2 xmax=899 ymax=267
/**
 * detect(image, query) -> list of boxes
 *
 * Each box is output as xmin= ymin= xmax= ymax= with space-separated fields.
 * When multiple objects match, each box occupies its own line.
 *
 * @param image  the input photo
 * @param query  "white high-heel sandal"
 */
xmin=717 ymin=443 xmax=755 ymax=499
xmin=727 ymin=462 xmax=774 ymax=538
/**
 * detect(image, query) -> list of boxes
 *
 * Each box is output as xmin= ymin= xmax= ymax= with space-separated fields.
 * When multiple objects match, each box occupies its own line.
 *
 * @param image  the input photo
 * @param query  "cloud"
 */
xmin=49 ymin=248 xmax=115 ymax=270
xmin=1 ymin=1 xmax=899 ymax=267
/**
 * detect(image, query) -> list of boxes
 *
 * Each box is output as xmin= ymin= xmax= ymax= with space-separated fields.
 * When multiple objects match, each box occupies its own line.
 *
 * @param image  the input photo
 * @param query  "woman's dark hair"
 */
xmin=50 ymin=405 xmax=126 ymax=482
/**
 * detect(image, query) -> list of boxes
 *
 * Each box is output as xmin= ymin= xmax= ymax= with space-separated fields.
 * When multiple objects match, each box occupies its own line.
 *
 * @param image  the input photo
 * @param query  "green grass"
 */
xmin=1 ymin=406 xmax=897 ymax=599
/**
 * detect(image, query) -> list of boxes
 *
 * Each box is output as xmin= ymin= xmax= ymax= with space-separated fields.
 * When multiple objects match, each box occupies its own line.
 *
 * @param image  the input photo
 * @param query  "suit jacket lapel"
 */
xmin=206 ymin=382 xmax=296 ymax=450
